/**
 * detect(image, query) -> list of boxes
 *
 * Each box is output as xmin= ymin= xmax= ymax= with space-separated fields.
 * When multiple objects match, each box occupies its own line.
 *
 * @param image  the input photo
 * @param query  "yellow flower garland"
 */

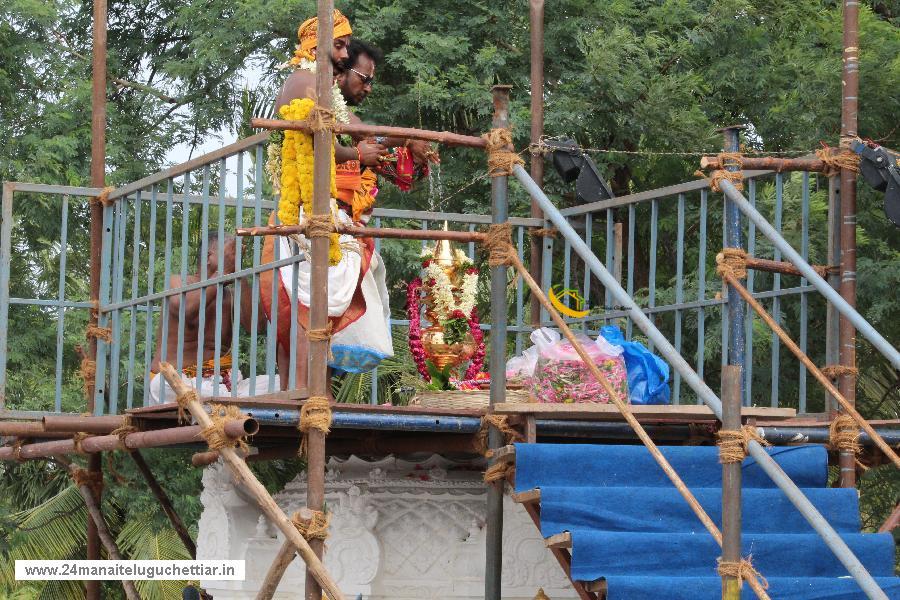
xmin=277 ymin=98 xmax=341 ymax=265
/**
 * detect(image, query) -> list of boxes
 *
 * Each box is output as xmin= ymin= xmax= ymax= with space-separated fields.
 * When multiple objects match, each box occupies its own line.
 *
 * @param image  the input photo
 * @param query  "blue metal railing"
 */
xmin=0 ymin=136 xmax=859 ymax=417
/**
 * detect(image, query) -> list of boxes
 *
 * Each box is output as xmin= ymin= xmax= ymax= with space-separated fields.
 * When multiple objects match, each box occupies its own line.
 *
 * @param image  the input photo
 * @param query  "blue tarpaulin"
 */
xmin=514 ymin=443 xmax=900 ymax=599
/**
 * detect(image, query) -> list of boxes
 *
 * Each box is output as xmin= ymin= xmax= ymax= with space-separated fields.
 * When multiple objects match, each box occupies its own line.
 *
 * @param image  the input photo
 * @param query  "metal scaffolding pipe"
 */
xmin=250 ymin=118 xmax=486 ymax=149
xmin=237 ymin=224 xmax=487 ymax=243
xmin=700 ymin=156 xmax=828 ymax=173
xmin=43 ymin=414 xmax=125 ymax=434
xmin=512 ymin=164 xmax=888 ymax=600
xmin=0 ymin=418 xmax=257 ymax=460
xmin=717 ymin=179 xmax=900 ymax=371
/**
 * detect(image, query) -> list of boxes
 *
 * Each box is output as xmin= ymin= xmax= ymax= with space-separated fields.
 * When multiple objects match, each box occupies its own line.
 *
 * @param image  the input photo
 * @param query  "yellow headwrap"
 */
xmin=292 ymin=9 xmax=352 ymax=64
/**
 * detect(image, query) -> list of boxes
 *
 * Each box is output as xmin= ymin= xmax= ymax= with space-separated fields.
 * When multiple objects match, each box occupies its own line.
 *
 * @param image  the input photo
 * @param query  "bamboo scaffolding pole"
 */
xmin=529 ymin=0 xmax=546 ymax=329
xmin=56 ymin=458 xmax=140 ymax=600
xmin=87 ymin=0 xmax=108 ymax=588
xmin=250 ymin=118 xmax=486 ymax=149
xmin=0 ymin=418 xmax=257 ymax=460
xmin=236 ymin=224 xmax=487 ymax=243
xmin=129 ymin=450 xmax=197 ymax=558
xmin=156 ymin=362 xmax=344 ymax=600
xmin=838 ymin=0 xmax=861 ymax=489
xmin=502 ymin=250 xmax=771 ymax=599
xmin=701 ymin=156 xmax=828 ymax=173
xmin=304 ymin=2 xmax=336 ymax=597
xmin=720 ymin=365 xmax=743 ymax=600
xmin=720 ymin=270 xmax=900 ymax=469
xmin=254 ymin=507 xmax=319 ymax=600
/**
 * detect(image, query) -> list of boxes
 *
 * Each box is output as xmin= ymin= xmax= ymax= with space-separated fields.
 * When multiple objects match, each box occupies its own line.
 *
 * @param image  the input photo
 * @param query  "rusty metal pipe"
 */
xmin=250 ymin=118 xmax=486 ymax=149
xmin=745 ymin=256 xmax=832 ymax=279
xmin=0 ymin=418 xmax=257 ymax=460
xmin=0 ymin=421 xmax=66 ymax=437
xmin=701 ymin=156 xmax=828 ymax=173
xmin=237 ymin=224 xmax=487 ymax=243
xmin=42 ymin=415 xmax=125 ymax=434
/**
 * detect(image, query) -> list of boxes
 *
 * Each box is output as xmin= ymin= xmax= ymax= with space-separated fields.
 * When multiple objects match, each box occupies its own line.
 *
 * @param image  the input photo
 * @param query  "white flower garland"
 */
xmin=423 ymin=254 xmax=478 ymax=322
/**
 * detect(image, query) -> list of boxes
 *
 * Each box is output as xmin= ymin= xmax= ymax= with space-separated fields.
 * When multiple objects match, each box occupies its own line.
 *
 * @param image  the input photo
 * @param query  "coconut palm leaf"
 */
xmin=117 ymin=519 xmax=194 ymax=600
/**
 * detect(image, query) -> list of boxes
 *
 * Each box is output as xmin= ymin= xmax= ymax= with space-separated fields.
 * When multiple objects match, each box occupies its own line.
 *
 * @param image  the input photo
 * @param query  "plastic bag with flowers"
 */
xmin=515 ymin=328 xmax=629 ymax=404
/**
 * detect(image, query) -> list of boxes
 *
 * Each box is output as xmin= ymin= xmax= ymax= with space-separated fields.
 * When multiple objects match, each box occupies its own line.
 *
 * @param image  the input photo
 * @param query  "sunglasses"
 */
xmin=348 ymin=67 xmax=375 ymax=86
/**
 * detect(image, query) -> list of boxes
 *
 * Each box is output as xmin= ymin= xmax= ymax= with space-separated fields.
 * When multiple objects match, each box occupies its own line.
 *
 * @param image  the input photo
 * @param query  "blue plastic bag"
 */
xmin=600 ymin=325 xmax=671 ymax=405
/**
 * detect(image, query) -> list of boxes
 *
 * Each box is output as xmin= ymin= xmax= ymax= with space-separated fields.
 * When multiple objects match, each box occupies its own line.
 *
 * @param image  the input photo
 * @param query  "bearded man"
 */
xmin=262 ymin=12 xmax=437 ymax=392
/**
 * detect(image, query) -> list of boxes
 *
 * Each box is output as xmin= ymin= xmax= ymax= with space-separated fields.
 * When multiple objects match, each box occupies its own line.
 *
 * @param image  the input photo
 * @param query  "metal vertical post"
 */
xmin=528 ymin=0 xmax=545 ymax=328
xmin=838 ymin=0 xmax=860 ymax=489
xmin=87 ymin=0 xmax=108 ymax=593
xmin=305 ymin=2 xmax=334 ymax=598
xmin=720 ymin=365 xmax=743 ymax=600
xmin=825 ymin=176 xmax=842 ymax=413
xmin=486 ymin=84 xmax=512 ymax=600
xmin=720 ymin=126 xmax=747 ymax=405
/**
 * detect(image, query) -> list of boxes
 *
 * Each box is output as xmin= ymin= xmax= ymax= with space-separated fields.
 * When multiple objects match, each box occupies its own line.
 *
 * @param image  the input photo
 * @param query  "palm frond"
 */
xmin=117 ymin=520 xmax=194 ymax=600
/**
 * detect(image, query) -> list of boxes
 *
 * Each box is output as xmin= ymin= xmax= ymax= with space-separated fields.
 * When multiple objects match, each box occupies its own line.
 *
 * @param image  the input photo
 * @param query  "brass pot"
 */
xmin=421 ymin=324 xmax=476 ymax=370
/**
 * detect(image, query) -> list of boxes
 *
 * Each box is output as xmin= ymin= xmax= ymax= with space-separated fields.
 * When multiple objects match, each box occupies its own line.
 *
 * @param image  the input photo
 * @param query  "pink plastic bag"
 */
xmin=528 ymin=329 xmax=629 ymax=404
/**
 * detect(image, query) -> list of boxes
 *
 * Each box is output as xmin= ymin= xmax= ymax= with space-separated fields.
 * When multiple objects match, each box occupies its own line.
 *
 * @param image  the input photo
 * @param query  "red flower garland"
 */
xmin=407 ymin=278 xmax=430 ymax=380
xmin=464 ymin=308 xmax=485 ymax=380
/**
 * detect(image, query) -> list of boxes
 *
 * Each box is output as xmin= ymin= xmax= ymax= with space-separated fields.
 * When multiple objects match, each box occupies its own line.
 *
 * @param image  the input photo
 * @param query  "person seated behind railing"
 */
xmin=147 ymin=233 xmax=277 ymax=405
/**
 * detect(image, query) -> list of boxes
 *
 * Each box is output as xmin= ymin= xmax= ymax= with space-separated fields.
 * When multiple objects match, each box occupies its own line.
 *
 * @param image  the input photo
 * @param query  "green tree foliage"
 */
xmin=1 ymin=0 xmax=899 ymax=592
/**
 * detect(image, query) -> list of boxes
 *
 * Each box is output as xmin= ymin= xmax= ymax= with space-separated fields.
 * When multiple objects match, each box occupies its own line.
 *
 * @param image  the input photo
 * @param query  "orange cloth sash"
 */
xmin=335 ymin=160 xmax=378 ymax=223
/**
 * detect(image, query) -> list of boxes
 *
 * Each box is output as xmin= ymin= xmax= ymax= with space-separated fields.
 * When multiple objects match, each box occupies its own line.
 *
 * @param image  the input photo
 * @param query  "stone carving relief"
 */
xmin=198 ymin=454 xmax=577 ymax=599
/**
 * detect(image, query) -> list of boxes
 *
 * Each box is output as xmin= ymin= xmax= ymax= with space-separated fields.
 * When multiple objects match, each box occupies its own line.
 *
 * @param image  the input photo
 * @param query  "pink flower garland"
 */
xmin=407 ymin=278 xmax=487 ymax=384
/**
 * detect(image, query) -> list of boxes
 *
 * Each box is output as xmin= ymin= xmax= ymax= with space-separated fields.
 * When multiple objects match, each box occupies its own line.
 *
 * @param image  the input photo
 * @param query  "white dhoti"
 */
xmin=147 ymin=368 xmax=279 ymax=406
xmin=273 ymin=205 xmax=393 ymax=373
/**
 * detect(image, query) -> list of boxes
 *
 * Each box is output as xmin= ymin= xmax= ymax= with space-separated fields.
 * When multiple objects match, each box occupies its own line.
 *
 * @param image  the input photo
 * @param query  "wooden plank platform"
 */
xmin=493 ymin=402 xmax=795 ymax=422
xmin=545 ymin=531 xmax=573 ymax=549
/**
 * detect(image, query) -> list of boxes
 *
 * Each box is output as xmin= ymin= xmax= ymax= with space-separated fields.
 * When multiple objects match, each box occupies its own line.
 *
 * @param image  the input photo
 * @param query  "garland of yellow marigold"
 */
xmin=278 ymin=98 xmax=342 ymax=265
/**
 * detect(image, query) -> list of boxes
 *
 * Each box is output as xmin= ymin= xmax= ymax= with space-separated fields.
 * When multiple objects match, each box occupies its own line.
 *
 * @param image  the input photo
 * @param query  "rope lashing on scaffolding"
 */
xmin=482 ymin=223 xmax=517 ymax=267
xmin=71 ymin=467 xmax=104 ymax=496
xmin=475 ymin=414 xmax=524 ymax=456
xmin=695 ymin=152 xmax=744 ymax=192
xmin=717 ymin=556 xmax=770 ymax=592
xmin=816 ymin=142 xmax=861 ymax=176
xmin=716 ymin=248 xmax=749 ymax=280
xmin=291 ymin=509 xmax=331 ymax=541
xmin=201 ymin=404 xmax=250 ymax=453
xmin=483 ymin=128 xmax=524 ymax=177
xmin=85 ymin=324 xmax=112 ymax=343
xmin=717 ymin=426 xmax=770 ymax=464
xmin=820 ymin=364 xmax=859 ymax=380
xmin=72 ymin=432 xmax=92 ymax=456
xmin=829 ymin=414 xmax=862 ymax=455
xmin=298 ymin=396 xmax=332 ymax=457
xmin=80 ymin=358 xmax=97 ymax=403
xmin=305 ymin=103 xmax=337 ymax=134
xmin=90 ymin=186 xmax=116 ymax=207
xmin=307 ymin=322 xmax=334 ymax=362
xmin=110 ymin=416 xmax=138 ymax=451
xmin=529 ymin=227 xmax=558 ymax=239
xmin=304 ymin=213 xmax=336 ymax=238
xmin=483 ymin=461 xmax=515 ymax=484
xmin=175 ymin=388 xmax=200 ymax=424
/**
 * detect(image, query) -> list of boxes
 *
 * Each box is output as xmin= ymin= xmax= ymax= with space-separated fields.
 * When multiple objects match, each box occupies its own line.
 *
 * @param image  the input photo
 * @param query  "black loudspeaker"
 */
xmin=852 ymin=139 xmax=900 ymax=227
xmin=544 ymin=138 xmax=615 ymax=203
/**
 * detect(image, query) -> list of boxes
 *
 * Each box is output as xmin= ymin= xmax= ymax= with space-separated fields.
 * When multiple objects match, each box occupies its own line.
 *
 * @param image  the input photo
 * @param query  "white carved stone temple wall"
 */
xmin=197 ymin=454 xmax=578 ymax=599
